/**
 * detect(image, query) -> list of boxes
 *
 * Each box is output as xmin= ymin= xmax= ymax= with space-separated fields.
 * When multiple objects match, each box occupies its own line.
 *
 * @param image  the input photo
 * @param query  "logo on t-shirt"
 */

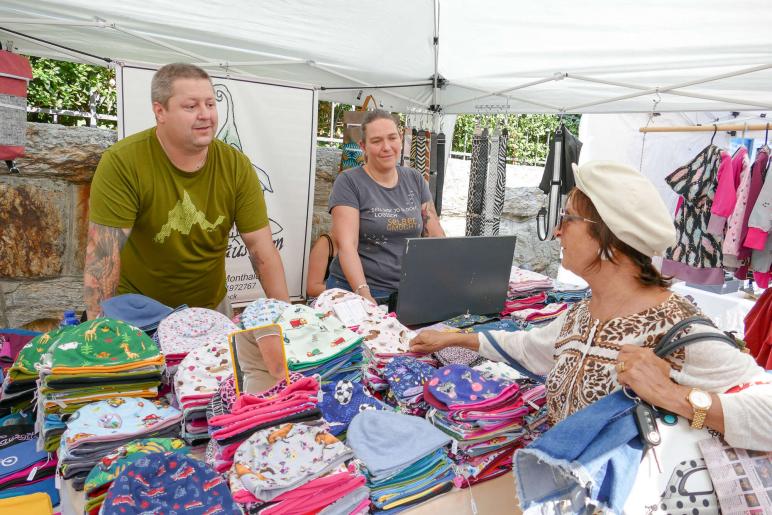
xmin=154 ymin=191 xmax=225 ymax=244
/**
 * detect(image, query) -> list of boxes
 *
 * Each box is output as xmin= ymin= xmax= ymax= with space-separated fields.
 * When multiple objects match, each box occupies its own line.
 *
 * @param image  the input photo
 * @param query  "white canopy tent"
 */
xmin=2 ymin=0 xmax=772 ymax=115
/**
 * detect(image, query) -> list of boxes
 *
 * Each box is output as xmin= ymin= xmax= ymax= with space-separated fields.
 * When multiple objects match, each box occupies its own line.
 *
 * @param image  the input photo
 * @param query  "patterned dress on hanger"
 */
xmin=466 ymin=128 xmax=488 ymax=236
xmin=661 ymin=144 xmax=725 ymax=284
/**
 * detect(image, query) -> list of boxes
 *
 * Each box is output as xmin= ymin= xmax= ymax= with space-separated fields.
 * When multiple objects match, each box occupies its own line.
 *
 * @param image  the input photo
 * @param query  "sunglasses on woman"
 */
xmin=558 ymin=209 xmax=598 ymax=229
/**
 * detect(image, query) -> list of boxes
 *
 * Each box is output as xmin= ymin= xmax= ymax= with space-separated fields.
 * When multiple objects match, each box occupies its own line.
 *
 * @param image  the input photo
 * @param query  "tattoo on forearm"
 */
xmin=83 ymin=223 xmax=129 ymax=316
xmin=421 ymin=203 xmax=438 ymax=236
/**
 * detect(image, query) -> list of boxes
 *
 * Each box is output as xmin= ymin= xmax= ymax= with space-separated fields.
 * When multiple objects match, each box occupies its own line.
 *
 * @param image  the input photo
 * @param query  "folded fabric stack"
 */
xmin=434 ymin=345 xmax=484 ymax=368
xmin=102 ymin=452 xmax=240 ymax=515
xmin=348 ymin=410 xmax=454 ymax=513
xmin=0 ymin=437 xmax=58 ymax=506
xmin=358 ymin=318 xmax=429 ymax=394
xmin=0 ymin=329 xmax=39 ymax=376
xmin=441 ymin=314 xmax=499 ymax=329
xmin=100 ymin=293 xmax=177 ymax=337
xmin=466 ymin=318 xmax=527 ymax=333
xmin=206 ymin=375 xmax=322 ymax=474
xmin=383 ymin=356 xmax=436 ymax=416
xmin=35 ymin=318 xmax=165 ymax=452
xmin=83 ymin=437 xmax=189 ymax=515
xmin=57 ymin=396 xmax=182 ymax=490
xmin=173 ymin=314 xmax=237 ymax=443
xmin=507 ymin=266 xmax=554 ymax=297
xmin=318 ymin=379 xmax=391 ymax=439
xmin=241 ymin=298 xmax=291 ymax=331
xmin=227 ymin=421 xmax=369 ymax=514
xmin=547 ymin=282 xmax=591 ymax=304
xmin=277 ymin=304 xmax=363 ymax=380
xmin=157 ymin=307 xmax=237 ymax=377
xmin=509 ymin=302 xmax=568 ymax=324
xmin=1 ymin=327 xmax=63 ymax=417
xmin=501 ymin=291 xmax=548 ymax=317
xmin=424 ymin=364 xmax=547 ymax=486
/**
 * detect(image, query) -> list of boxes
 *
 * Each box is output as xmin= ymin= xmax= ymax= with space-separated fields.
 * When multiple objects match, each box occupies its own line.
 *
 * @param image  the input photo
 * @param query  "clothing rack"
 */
xmin=640 ymin=123 xmax=771 ymax=133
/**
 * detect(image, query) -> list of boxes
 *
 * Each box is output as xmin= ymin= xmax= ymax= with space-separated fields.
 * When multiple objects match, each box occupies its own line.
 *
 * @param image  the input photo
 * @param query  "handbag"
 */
xmin=625 ymin=316 xmax=740 ymax=513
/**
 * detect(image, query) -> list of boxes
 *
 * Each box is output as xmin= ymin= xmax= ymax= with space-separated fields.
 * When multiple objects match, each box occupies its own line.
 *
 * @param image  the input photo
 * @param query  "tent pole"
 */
xmin=311 ymin=62 xmax=427 ymax=108
xmin=565 ymin=63 xmax=772 ymax=111
xmin=0 ymin=18 xmax=107 ymax=27
xmin=640 ymin=123 xmax=772 ymax=133
xmin=192 ymin=59 xmax=305 ymax=67
xmin=568 ymin=73 xmax=772 ymax=110
xmin=0 ymin=26 xmax=109 ymax=65
xmin=444 ymin=75 xmax=564 ymax=110
xmin=431 ymin=0 xmax=439 ymax=118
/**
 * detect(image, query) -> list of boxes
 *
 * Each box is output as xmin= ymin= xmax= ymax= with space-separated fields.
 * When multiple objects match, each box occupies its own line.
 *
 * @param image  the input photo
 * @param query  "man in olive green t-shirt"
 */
xmin=84 ymin=63 xmax=289 ymax=318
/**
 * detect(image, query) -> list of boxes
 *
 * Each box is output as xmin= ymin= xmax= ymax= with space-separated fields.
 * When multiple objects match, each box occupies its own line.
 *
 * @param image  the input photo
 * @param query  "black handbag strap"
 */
xmin=654 ymin=316 xmax=739 ymax=358
xmin=480 ymin=330 xmax=545 ymax=382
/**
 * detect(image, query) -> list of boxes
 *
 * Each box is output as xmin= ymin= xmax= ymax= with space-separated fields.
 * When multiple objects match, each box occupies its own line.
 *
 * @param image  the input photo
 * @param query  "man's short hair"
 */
xmin=151 ymin=63 xmax=211 ymax=106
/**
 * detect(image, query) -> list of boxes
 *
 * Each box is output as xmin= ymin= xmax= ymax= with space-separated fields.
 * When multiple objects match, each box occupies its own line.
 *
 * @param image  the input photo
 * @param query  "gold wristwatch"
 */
xmin=687 ymin=388 xmax=712 ymax=429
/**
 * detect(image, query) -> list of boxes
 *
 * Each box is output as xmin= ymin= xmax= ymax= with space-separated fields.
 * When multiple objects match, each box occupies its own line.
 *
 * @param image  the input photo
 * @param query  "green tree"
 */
xmin=26 ymin=57 xmax=117 ymax=128
xmin=317 ymin=100 xmax=353 ymax=147
xmin=452 ymin=113 xmax=580 ymax=165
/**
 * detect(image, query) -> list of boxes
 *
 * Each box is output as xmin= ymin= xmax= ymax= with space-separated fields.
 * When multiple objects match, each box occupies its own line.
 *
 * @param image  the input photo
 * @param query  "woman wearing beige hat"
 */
xmin=410 ymin=161 xmax=771 ymax=451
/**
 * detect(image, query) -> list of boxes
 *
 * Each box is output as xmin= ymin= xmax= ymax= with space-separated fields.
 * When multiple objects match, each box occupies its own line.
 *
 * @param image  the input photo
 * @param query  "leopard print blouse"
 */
xmin=545 ymin=294 xmax=700 ymax=425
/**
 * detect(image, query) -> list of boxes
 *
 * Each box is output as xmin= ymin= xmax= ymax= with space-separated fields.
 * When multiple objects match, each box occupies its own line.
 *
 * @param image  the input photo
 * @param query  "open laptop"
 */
xmin=394 ymin=235 xmax=517 ymax=325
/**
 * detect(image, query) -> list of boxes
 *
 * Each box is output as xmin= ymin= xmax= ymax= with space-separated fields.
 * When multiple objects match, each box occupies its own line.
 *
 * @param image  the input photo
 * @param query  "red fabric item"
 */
xmin=0 ymin=50 xmax=32 ymax=97
xmin=744 ymin=288 xmax=772 ymax=369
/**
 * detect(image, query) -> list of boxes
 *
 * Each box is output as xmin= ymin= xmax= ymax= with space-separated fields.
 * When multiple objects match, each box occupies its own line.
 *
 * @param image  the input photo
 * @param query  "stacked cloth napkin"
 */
xmin=318 ymin=379 xmax=391 ymax=439
xmin=172 ymin=312 xmax=238 ymax=443
xmin=423 ymin=364 xmax=547 ymax=486
xmin=507 ymin=266 xmax=553 ymax=297
xmin=347 ymin=410 xmax=454 ymax=514
xmin=547 ymin=282 xmax=591 ymax=303
xmin=1 ymin=328 xmax=57 ymax=416
xmin=227 ymin=421 xmax=370 ymax=514
xmin=57 ymin=397 xmax=182 ymax=490
xmin=34 ymin=319 xmax=165 ymax=452
xmin=206 ymin=375 xmax=322 ymax=474
xmin=277 ymin=304 xmax=363 ymax=380
xmin=83 ymin=438 xmax=189 ymax=515
xmin=100 ymin=293 xmax=177 ymax=336
xmin=383 ymin=356 xmax=437 ymax=416
xmin=102 ymin=451 xmax=240 ymax=515
xmin=158 ymin=307 xmax=238 ymax=378
xmin=0 ymin=436 xmax=58 ymax=506
xmin=314 ymin=289 xmax=419 ymax=386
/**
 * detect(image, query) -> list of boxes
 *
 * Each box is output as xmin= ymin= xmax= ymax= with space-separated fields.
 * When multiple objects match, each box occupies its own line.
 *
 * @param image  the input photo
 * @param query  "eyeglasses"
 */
xmin=558 ymin=209 xmax=598 ymax=229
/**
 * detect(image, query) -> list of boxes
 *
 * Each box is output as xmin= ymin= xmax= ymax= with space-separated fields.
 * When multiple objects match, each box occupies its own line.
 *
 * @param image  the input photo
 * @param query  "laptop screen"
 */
xmin=395 ymin=235 xmax=517 ymax=325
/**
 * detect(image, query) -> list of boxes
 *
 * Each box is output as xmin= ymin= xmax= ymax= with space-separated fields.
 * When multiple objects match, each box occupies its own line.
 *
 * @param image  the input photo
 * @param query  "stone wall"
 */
xmin=500 ymin=187 xmax=561 ymax=278
xmin=0 ymin=123 xmax=116 ymax=329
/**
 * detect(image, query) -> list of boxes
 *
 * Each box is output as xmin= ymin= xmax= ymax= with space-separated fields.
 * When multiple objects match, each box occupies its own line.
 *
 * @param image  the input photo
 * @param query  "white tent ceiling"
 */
xmin=2 ymin=0 xmax=772 ymax=114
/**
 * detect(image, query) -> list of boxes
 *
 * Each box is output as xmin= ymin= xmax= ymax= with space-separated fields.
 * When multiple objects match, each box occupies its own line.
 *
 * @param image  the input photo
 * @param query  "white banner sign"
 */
xmin=118 ymin=64 xmax=317 ymax=303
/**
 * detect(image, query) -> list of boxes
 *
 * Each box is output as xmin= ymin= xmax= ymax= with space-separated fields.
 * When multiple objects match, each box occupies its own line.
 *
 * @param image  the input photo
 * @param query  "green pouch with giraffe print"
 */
xmin=42 ymin=318 xmax=163 ymax=372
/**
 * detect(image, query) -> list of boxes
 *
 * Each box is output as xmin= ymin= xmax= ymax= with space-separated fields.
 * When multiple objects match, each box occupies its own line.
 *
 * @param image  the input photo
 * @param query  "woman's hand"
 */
xmin=409 ymin=330 xmax=478 ymax=355
xmin=616 ymin=345 xmax=675 ymax=405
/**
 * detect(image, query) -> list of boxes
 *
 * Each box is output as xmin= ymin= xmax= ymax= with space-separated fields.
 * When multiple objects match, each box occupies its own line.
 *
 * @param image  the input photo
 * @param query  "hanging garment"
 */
xmin=489 ymin=129 xmax=508 ymax=235
xmin=537 ymin=124 xmax=582 ymax=240
xmin=735 ymin=148 xmax=770 ymax=263
xmin=410 ymin=128 xmax=418 ymax=169
xmin=400 ymin=125 xmax=413 ymax=167
xmin=434 ymin=132 xmax=447 ymax=215
xmin=465 ymin=128 xmax=489 ymax=236
xmin=662 ymin=144 xmax=725 ymax=284
xmin=480 ymin=129 xmax=501 ymax=235
xmin=706 ymin=150 xmax=740 ymax=234
xmin=722 ymin=148 xmax=752 ymax=268
xmin=413 ymin=129 xmax=430 ymax=181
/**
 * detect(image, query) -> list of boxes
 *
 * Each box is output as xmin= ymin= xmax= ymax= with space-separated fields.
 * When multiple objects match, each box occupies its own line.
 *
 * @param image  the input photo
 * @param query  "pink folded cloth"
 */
xmin=211 ymin=402 xmax=317 ymax=441
xmin=259 ymin=472 xmax=366 ymax=515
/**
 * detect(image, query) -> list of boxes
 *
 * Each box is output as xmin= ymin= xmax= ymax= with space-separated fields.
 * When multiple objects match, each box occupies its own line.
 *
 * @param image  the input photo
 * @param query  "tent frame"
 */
xmin=4 ymin=5 xmax=772 ymax=116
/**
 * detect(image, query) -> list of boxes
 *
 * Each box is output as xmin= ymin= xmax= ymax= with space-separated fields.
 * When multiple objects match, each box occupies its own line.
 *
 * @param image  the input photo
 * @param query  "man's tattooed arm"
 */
xmin=83 ymin=222 xmax=131 ymax=319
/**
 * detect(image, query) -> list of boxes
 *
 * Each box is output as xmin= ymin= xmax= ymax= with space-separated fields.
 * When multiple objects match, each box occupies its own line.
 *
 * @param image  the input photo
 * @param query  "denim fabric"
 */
xmin=514 ymin=390 xmax=643 ymax=514
xmin=325 ymin=275 xmax=394 ymax=304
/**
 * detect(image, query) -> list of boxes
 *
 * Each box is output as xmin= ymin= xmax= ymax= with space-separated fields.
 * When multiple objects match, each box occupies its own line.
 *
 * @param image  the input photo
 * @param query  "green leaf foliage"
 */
xmin=26 ymin=56 xmax=117 ymax=128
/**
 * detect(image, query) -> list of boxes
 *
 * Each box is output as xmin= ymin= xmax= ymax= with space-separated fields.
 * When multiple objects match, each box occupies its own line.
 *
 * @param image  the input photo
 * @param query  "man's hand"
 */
xmin=241 ymin=226 xmax=289 ymax=302
xmin=83 ymin=222 xmax=131 ymax=320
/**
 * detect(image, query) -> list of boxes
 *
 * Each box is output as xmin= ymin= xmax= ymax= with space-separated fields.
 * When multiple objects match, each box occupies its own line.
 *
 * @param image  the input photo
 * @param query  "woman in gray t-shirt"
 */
xmin=327 ymin=110 xmax=445 ymax=304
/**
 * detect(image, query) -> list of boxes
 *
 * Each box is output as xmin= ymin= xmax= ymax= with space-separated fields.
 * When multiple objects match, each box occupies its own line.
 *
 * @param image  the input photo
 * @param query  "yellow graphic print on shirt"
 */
xmin=154 ymin=190 xmax=226 ymax=244
xmin=386 ymin=217 xmax=418 ymax=232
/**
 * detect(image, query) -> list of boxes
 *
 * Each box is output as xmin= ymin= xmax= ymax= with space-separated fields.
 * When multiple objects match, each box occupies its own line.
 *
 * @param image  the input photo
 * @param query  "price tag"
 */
xmin=333 ymin=299 xmax=369 ymax=327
